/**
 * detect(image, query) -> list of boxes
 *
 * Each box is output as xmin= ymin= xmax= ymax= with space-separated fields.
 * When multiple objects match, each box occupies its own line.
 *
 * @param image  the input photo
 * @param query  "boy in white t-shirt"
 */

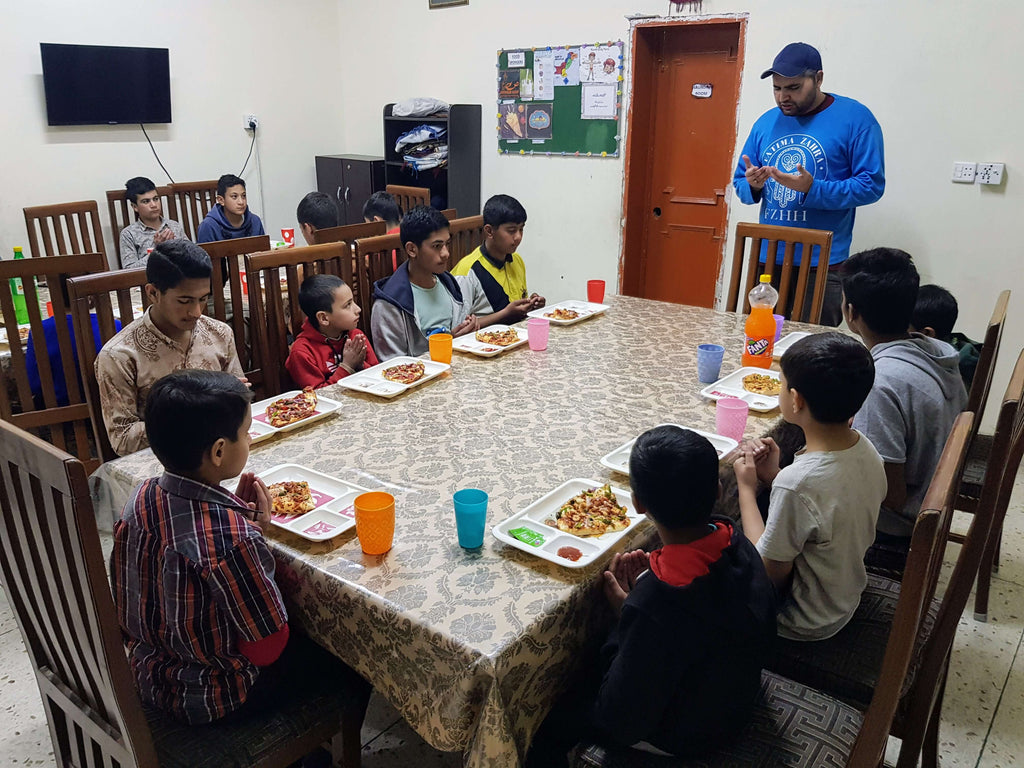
xmin=733 ymin=332 xmax=886 ymax=641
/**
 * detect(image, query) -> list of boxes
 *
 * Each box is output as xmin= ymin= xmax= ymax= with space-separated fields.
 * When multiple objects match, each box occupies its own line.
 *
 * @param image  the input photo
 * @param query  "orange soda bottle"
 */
xmin=742 ymin=274 xmax=779 ymax=369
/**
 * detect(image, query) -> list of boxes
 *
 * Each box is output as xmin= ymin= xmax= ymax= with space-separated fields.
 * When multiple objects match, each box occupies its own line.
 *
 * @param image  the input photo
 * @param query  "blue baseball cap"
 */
xmin=760 ymin=42 xmax=822 ymax=79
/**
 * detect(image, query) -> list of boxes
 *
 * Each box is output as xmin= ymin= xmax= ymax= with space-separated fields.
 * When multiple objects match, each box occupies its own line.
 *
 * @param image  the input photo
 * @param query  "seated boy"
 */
xmin=362 ymin=190 xmax=402 ymax=234
xmin=196 ymin=174 xmax=266 ymax=243
xmin=119 ymin=176 xmax=187 ymax=269
xmin=842 ymin=249 xmax=968 ymax=562
xmin=911 ymin=283 xmax=982 ymax=390
xmin=296 ymin=191 xmax=341 ymax=245
xmin=96 ymin=240 xmax=244 ymax=456
xmin=111 ymin=369 xmax=369 ymax=726
xmin=286 ymin=274 xmax=378 ymax=388
xmin=370 ymin=205 xmax=535 ymax=360
xmin=527 ymin=426 xmax=776 ymax=765
xmin=451 ymin=194 xmax=545 ymax=314
xmin=734 ymin=332 xmax=885 ymax=641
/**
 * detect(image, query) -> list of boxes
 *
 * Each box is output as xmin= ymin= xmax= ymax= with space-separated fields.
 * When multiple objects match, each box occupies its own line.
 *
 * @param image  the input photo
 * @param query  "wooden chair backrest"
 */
xmin=0 ymin=421 xmax=159 ymax=767
xmin=440 ymin=208 xmax=457 ymax=221
xmin=105 ymin=186 xmax=176 ymax=268
xmin=353 ymin=233 xmax=404 ymax=343
xmin=448 ymin=215 xmax=485 ymax=269
xmin=66 ymin=268 xmax=150 ymax=463
xmin=23 ymin=200 xmax=107 ymax=262
xmin=726 ymin=223 xmax=834 ymax=324
xmin=243 ymin=244 xmax=351 ymax=397
xmin=199 ymin=235 xmax=271 ymax=386
xmin=0 ymin=253 xmax=108 ymax=474
xmin=168 ymin=180 xmax=219 ymax=241
xmin=385 ymin=184 xmax=429 ymax=215
xmin=313 ymin=220 xmax=386 ymax=245
xmin=964 ymin=289 xmax=1010 ymax=442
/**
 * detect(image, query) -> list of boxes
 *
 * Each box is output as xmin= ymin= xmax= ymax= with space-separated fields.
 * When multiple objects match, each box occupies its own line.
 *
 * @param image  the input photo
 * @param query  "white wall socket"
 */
xmin=952 ymin=161 xmax=976 ymax=183
xmin=244 ymin=114 xmax=259 ymax=130
xmin=977 ymin=163 xmax=1004 ymax=185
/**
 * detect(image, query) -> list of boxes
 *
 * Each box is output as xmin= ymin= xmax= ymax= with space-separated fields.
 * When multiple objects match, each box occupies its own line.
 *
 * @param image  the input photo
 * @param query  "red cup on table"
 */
xmin=45 ymin=301 xmax=54 ymax=317
xmin=281 ymin=228 xmax=295 ymax=247
xmin=587 ymin=279 xmax=606 ymax=303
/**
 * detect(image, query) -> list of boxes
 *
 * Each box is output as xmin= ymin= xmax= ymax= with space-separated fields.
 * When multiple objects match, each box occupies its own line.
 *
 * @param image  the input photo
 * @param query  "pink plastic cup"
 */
xmin=773 ymin=314 xmax=785 ymax=343
xmin=527 ymin=317 xmax=549 ymax=351
xmin=716 ymin=397 xmax=749 ymax=442
xmin=281 ymin=227 xmax=295 ymax=247
xmin=587 ymin=279 xmax=606 ymax=303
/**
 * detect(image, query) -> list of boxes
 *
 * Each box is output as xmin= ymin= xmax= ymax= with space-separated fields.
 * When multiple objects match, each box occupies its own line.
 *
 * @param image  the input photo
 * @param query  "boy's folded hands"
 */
xmin=235 ymin=472 xmax=273 ymax=531
xmin=603 ymin=549 xmax=651 ymax=613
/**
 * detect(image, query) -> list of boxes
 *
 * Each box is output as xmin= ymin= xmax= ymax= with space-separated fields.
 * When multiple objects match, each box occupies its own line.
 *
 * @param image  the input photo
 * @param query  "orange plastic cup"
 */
xmin=428 ymin=333 xmax=453 ymax=364
xmin=354 ymin=491 xmax=395 ymax=555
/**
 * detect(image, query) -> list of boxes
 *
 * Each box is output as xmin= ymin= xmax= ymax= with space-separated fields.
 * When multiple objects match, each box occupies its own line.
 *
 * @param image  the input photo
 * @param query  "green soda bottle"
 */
xmin=9 ymin=247 xmax=30 ymax=324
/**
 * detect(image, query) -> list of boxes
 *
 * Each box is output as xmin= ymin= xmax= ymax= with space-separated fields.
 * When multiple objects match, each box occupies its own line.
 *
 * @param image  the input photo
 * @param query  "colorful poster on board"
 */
xmin=554 ymin=48 xmax=580 ymax=86
xmin=580 ymin=44 xmax=621 ymax=84
xmin=533 ymin=50 xmax=554 ymax=101
xmin=498 ymin=102 xmax=527 ymax=140
xmin=525 ymin=103 xmax=553 ymax=139
xmin=499 ymin=70 xmax=520 ymax=99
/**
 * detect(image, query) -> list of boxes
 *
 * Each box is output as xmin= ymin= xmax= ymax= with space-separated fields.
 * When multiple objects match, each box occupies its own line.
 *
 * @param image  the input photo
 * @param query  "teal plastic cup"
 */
xmin=454 ymin=489 xmax=489 ymax=548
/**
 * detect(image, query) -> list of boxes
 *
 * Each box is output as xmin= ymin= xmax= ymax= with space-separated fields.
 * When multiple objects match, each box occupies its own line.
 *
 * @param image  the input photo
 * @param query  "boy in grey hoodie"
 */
xmin=841 ymin=248 xmax=968 ymax=563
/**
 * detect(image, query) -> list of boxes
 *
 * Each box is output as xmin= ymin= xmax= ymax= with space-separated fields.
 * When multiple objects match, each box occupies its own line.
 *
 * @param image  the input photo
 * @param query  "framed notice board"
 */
xmin=496 ymin=41 xmax=624 ymax=158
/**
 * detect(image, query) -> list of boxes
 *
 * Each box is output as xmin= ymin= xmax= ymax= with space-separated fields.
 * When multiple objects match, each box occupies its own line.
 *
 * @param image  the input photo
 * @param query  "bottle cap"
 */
xmin=13 ymin=246 xmax=23 ymax=253
xmin=759 ymin=274 xmax=772 ymax=283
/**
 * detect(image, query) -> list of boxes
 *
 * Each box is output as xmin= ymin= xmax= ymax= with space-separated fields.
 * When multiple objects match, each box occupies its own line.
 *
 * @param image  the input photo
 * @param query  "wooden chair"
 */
xmin=105 ymin=186 xmax=176 ymax=268
xmin=66 ymin=268 xmax=150 ymax=464
xmin=385 ymin=183 xmax=430 ymax=214
xmin=353 ymin=233 xmax=404 ymax=343
xmin=244 ymin=243 xmax=352 ymax=397
xmin=726 ymin=223 xmax=834 ymax=324
xmin=0 ymin=253 xmax=108 ymax=474
xmin=950 ymin=289 xmax=1010 ymax=618
xmin=573 ymin=504 xmax=944 ymax=768
xmin=199 ymin=235 xmax=271 ymax=388
xmin=440 ymin=208 xmax=457 ymax=220
xmin=312 ymin=220 xmax=386 ymax=245
xmin=448 ymin=214 xmax=485 ymax=268
xmin=169 ymin=179 xmax=219 ymax=241
xmin=23 ymin=200 xmax=107 ymax=263
xmin=0 ymin=419 xmax=369 ymax=768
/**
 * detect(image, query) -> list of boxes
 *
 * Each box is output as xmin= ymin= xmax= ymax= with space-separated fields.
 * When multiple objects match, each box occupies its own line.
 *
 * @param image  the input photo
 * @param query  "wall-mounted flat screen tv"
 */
xmin=40 ymin=43 xmax=171 ymax=126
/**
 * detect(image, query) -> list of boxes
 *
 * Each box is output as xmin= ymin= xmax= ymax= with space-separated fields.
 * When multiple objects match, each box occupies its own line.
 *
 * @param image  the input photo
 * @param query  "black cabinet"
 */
xmin=315 ymin=154 xmax=385 ymax=225
xmin=383 ymin=104 xmax=481 ymax=217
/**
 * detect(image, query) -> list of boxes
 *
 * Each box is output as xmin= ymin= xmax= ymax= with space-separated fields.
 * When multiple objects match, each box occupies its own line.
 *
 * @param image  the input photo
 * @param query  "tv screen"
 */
xmin=40 ymin=43 xmax=171 ymax=126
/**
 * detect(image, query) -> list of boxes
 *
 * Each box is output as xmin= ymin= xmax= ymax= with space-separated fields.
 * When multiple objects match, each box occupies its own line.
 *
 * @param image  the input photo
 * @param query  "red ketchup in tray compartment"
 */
xmin=557 ymin=546 xmax=583 ymax=562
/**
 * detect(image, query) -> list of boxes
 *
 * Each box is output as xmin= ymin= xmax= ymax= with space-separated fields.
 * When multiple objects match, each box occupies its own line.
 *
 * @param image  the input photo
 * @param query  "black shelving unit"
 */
xmin=383 ymin=103 xmax=481 ymax=217
xmin=314 ymin=154 xmax=385 ymax=225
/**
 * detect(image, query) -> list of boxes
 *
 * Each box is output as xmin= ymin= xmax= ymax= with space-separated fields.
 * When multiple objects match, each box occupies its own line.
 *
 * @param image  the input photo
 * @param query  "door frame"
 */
xmin=618 ymin=15 xmax=747 ymax=304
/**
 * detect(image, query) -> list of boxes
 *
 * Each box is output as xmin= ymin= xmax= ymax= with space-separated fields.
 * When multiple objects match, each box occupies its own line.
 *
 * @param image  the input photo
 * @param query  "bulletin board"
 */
xmin=496 ymin=41 xmax=624 ymax=158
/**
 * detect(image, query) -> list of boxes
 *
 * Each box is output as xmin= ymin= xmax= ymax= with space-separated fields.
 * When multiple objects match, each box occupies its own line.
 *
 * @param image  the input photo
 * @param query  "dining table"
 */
xmin=90 ymin=295 xmax=821 ymax=768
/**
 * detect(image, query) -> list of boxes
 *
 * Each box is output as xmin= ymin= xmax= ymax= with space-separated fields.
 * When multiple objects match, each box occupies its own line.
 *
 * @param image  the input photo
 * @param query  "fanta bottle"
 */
xmin=742 ymin=274 xmax=779 ymax=369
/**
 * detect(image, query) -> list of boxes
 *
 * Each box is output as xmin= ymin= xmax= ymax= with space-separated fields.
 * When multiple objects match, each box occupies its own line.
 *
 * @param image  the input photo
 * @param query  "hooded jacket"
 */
xmin=195 ymin=203 xmax=266 ymax=244
xmin=369 ymin=261 xmax=492 ymax=361
xmin=284 ymin=320 xmax=378 ymax=389
xmin=590 ymin=519 xmax=777 ymax=756
xmin=853 ymin=334 xmax=969 ymax=536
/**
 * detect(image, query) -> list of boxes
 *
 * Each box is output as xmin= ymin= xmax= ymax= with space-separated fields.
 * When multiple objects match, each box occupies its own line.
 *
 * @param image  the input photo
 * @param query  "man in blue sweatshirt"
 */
xmin=196 ymin=174 xmax=266 ymax=243
xmin=733 ymin=42 xmax=885 ymax=326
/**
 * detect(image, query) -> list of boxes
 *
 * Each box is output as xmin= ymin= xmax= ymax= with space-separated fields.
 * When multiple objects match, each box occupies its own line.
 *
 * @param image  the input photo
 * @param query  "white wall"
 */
xmin=0 ymin=0 xmax=344 ymax=265
xmin=335 ymin=0 xmax=1023 ymax=427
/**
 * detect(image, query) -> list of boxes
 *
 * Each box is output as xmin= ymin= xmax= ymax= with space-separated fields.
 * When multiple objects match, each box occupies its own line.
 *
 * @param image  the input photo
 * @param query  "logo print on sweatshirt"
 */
xmin=762 ymin=134 xmax=830 ymax=209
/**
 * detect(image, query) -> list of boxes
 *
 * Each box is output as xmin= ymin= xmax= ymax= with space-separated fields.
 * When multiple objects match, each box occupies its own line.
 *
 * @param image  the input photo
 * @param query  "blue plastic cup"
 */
xmin=453 ymin=488 xmax=489 ymax=549
xmin=697 ymin=343 xmax=726 ymax=384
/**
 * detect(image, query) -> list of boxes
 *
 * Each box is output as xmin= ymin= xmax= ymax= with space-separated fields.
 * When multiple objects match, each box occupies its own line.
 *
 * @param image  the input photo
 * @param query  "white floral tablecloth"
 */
xmin=91 ymin=295 xmax=819 ymax=767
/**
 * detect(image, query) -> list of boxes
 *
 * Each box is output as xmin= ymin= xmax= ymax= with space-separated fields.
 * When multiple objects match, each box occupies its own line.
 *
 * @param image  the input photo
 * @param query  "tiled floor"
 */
xmin=3 ymin=473 xmax=1024 ymax=767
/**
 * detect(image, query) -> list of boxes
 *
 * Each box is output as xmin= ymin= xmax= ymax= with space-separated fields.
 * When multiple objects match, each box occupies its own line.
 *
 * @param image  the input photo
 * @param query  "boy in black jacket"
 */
xmin=527 ymin=426 xmax=777 ymax=765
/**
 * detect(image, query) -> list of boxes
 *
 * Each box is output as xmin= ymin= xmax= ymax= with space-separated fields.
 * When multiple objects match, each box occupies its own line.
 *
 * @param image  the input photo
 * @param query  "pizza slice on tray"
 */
xmin=267 ymin=480 xmax=316 ymax=516
xmin=475 ymin=328 xmax=520 ymax=346
xmin=553 ymin=484 xmax=630 ymax=537
xmin=265 ymin=387 xmax=318 ymax=428
xmin=382 ymin=361 xmax=426 ymax=385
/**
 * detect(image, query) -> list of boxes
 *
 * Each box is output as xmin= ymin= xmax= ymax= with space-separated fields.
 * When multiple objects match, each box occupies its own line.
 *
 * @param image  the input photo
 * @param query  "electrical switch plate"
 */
xmin=244 ymin=114 xmax=259 ymax=131
xmin=977 ymin=163 xmax=1004 ymax=185
xmin=952 ymin=162 xmax=976 ymax=183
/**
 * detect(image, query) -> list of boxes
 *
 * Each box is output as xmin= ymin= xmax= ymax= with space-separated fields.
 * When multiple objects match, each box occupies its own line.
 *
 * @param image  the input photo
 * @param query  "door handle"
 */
xmin=344 ymin=186 xmax=352 ymax=203
xmin=336 ymin=186 xmax=343 ymax=202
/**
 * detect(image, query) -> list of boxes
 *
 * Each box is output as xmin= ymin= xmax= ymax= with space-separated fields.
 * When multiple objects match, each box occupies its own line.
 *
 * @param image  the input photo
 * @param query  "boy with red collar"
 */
xmin=527 ymin=426 xmax=776 ymax=765
xmin=286 ymin=274 xmax=378 ymax=389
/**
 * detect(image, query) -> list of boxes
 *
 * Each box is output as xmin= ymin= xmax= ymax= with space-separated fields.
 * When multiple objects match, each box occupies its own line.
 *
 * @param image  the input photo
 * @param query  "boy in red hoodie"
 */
xmin=286 ymin=274 xmax=378 ymax=388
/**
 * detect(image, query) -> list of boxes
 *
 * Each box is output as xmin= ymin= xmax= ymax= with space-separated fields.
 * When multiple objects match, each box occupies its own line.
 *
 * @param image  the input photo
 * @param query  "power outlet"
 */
xmin=977 ymin=163 xmax=1004 ymax=185
xmin=243 ymin=114 xmax=259 ymax=131
xmin=952 ymin=161 xmax=976 ymax=183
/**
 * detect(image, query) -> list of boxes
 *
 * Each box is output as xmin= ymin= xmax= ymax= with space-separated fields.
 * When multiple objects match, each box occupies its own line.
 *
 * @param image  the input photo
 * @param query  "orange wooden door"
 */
xmin=623 ymin=22 xmax=742 ymax=307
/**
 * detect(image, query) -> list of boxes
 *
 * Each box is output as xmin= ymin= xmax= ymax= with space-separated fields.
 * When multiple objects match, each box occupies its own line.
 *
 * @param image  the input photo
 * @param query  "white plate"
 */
xmin=773 ymin=331 xmax=812 ymax=359
xmin=699 ymin=367 xmax=781 ymax=413
xmin=452 ymin=324 xmax=528 ymax=357
xmin=231 ymin=464 xmax=368 ymax=542
xmin=492 ymin=478 xmax=644 ymax=569
xmin=599 ymin=424 xmax=739 ymax=475
xmin=336 ymin=356 xmax=449 ymax=398
xmin=250 ymin=390 xmax=343 ymax=437
xmin=526 ymin=300 xmax=609 ymax=326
